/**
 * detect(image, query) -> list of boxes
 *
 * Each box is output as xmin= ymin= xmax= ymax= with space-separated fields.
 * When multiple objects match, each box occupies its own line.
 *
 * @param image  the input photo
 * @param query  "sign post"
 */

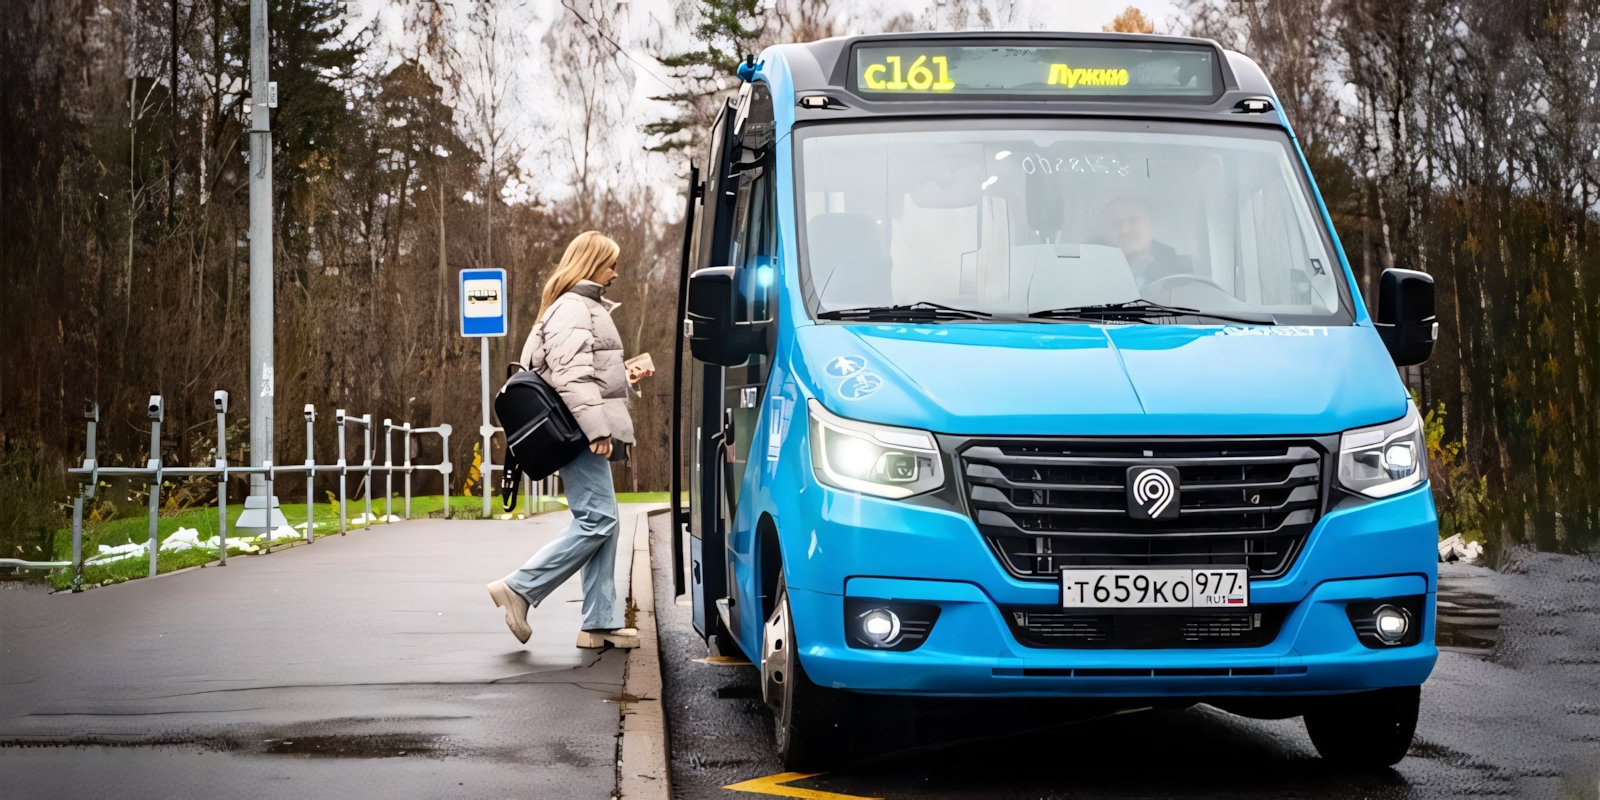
xmin=460 ymin=269 xmax=508 ymax=518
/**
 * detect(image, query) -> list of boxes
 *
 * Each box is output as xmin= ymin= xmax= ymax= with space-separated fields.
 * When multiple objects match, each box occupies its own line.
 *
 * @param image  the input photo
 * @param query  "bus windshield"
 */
xmin=797 ymin=120 xmax=1349 ymax=324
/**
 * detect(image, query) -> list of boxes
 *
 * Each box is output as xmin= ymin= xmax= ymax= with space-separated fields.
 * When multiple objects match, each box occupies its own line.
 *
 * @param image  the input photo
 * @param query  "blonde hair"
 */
xmin=538 ymin=231 xmax=620 ymax=318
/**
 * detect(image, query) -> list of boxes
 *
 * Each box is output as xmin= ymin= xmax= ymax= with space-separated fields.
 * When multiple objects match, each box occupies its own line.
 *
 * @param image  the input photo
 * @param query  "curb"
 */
xmin=618 ymin=508 xmax=671 ymax=799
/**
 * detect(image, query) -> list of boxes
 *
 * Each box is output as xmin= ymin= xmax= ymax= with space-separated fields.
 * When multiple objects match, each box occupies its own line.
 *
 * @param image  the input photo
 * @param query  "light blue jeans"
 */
xmin=502 ymin=448 xmax=624 ymax=631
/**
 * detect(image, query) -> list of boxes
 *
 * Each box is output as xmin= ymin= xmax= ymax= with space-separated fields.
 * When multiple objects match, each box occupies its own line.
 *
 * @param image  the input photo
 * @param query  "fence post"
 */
xmin=337 ymin=409 xmax=348 ymax=534
xmin=215 ymin=392 xmax=229 ymax=566
xmin=73 ymin=402 xmax=99 ymax=591
xmin=402 ymin=423 xmax=413 ymax=520
xmin=441 ymin=425 xmax=452 ymax=519
xmin=362 ymin=414 xmax=373 ymax=527
xmin=384 ymin=418 xmax=393 ymax=523
xmin=305 ymin=404 xmax=316 ymax=543
xmin=70 ymin=493 xmax=84 ymax=588
xmin=263 ymin=411 xmax=274 ymax=548
xmin=263 ymin=457 xmax=274 ymax=548
xmin=146 ymin=395 xmax=164 ymax=578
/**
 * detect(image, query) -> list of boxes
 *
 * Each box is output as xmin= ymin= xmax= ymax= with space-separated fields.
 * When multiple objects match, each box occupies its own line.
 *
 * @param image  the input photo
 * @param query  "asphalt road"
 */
xmin=0 ymin=509 xmax=654 ymax=799
xmin=649 ymin=513 xmax=1600 ymax=799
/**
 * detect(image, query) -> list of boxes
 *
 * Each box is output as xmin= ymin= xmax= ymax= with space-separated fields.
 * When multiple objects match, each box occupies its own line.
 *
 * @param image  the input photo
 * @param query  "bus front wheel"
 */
xmin=1304 ymin=685 xmax=1420 ymax=767
xmin=763 ymin=573 xmax=848 ymax=770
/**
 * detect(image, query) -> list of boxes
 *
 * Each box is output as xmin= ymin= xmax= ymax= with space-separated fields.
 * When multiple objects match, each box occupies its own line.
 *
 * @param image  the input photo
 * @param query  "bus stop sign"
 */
xmin=459 ymin=268 xmax=507 ymax=337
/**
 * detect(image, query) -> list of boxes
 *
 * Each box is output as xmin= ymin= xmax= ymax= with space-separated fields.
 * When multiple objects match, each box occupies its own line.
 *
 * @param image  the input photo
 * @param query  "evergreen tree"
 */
xmin=230 ymin=0 xmax=364 ymax=255
xmin=642 ymin=0 xmax=765 ymax=153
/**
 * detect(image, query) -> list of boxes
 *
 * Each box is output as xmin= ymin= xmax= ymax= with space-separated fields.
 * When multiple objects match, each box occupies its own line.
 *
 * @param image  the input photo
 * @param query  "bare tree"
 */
xmin=546 ymin=2 xmax=632 ymax=222
xmin=1104 ymin=6 xmax=1155 ymax=33
xmin=458 ymin=0 xmax=530 ymax=271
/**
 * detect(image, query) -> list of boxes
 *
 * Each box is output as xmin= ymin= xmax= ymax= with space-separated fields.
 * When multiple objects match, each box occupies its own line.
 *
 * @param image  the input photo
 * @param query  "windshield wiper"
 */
xmin=1030 ymin=300 xmax=1275 ymax=326
xmin=818 ymin=302 xmax=993 ymax=323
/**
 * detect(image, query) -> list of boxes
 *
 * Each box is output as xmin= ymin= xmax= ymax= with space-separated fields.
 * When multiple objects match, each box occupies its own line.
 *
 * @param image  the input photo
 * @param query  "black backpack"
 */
xmin=495 ymin=366 xmax=588 ymax=512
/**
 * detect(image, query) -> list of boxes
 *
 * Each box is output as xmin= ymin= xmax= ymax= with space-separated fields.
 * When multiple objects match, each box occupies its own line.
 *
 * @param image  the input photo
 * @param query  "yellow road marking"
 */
xmin=693 ymin=655 xmax=753 ymax=666
xmin=723 ymin=772 xmax=882 ymax=799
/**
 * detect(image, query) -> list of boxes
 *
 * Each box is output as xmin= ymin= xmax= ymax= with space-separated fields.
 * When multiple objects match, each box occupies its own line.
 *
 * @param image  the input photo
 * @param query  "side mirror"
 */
xmin=686 ymin=267 xmax=768 ymax=367
xmin=1376 ymin=268 xmax=1436 ymax=366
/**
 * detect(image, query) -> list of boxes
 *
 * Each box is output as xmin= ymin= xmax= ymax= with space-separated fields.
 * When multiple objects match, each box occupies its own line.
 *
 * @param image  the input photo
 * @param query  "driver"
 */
xmin=1101 ymin=196 xmax=1193 ymax=290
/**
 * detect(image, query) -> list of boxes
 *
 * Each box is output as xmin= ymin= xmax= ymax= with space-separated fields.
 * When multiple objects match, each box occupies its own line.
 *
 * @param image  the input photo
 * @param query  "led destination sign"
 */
xmin=852 ymin=43 xmax=1217 ymax=99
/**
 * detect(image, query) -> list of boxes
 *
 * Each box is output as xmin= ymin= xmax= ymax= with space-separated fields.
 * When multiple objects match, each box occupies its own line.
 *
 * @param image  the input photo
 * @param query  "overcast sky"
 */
xmin=347 ymin=0 xmax=1186 ymax=214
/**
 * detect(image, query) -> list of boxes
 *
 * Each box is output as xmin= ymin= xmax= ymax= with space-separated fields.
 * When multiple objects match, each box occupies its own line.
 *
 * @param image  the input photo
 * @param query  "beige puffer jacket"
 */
xmin=519 ymin=281 xmax=636 ymax=445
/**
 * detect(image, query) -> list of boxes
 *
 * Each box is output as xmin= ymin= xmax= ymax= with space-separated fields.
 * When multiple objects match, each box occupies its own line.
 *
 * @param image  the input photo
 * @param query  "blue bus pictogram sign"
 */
xmin=459 ymin=268 xmax=508 ymax=337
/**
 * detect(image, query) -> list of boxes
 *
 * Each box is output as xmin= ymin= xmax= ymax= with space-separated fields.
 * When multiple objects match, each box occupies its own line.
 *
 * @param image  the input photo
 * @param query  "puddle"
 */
xmin=261 ymin=733 xmax=447 ymax=759
xmin=1436 ymin=576 xmax=1502 ymax=656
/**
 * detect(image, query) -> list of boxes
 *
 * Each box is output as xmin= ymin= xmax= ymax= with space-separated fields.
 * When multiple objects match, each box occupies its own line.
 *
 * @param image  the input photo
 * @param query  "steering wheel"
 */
xmin=1143 ymin=273 xmax=1228 ymax=294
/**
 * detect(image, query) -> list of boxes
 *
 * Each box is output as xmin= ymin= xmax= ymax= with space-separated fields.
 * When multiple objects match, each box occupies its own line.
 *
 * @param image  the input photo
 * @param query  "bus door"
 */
xmin=716 ymin=82 xmax=778 ymax=643
xmin=688 ymin=99 xmax=739 ymax=644
xmin=687 ymin=83 xmax=778 ymax=649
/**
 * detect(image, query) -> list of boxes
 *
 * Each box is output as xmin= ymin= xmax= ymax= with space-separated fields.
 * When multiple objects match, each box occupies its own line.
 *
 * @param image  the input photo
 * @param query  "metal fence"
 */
xmin=0 ymin=392 xmax=457 ymax=591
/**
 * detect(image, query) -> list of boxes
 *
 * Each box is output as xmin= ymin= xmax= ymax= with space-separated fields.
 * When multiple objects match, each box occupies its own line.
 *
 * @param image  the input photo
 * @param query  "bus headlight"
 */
xmin=1338 ymin=402 xmax=1427 ymax=498
xmin=808 ymin=399 xmax=944 ymax=499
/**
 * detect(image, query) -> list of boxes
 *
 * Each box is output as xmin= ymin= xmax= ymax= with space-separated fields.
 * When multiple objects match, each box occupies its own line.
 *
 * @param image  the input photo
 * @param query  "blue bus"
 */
xmin=667 ymin=31 xmax=1440 ymax=770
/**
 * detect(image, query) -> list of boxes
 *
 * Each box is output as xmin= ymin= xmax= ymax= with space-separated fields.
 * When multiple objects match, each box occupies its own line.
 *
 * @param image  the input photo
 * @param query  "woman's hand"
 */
xmin=626 ymin=364 xmax=655 ymax=383
xmin=590 ymin=437 xmax=612 ymax=457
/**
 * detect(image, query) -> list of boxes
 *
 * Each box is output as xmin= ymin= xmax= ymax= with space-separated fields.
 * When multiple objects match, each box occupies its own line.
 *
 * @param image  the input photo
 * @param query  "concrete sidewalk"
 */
xmin=0 ymin=506 xmax=658 ymax=799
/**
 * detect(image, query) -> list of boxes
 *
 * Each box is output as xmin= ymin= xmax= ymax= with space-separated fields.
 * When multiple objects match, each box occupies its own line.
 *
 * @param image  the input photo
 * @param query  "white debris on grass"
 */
xmin=83 ymin=525 xmax=307 ymax=566
xmin=1439 ymin=533 xmax=1484 ymax=563
xmin=85 ymin=541 xmax=148 ymax=566
xmin=159 ymin=528 xmax=206 ymax=552
xmin=349 ymin=513 xmax=404 ymax=525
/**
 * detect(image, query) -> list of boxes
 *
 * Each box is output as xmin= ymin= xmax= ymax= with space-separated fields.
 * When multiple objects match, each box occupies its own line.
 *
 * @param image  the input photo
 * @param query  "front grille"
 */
xmin=1002 ymin=605 xmax=1291 ymax=649
xmin=960 ymin=438 xmax=1330 ymax=580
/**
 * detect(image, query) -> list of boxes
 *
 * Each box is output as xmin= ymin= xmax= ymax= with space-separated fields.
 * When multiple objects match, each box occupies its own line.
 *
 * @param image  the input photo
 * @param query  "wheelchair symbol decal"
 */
xmin=838 ymin=372 xmax=883 ymax=400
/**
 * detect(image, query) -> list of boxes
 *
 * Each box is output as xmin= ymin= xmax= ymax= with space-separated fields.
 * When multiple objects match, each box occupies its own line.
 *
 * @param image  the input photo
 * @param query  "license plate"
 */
xmin=1060 ymin=568 xmax=1250 ymax=609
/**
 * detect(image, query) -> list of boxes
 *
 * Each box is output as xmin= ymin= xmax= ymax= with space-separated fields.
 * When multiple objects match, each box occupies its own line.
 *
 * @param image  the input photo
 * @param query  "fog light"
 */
xmin=1372 ymin=604 xmax=1411 ymax=645
xmin=857 ymin=608 xmax=901 ymax=647
xmin=845 ymin=599 xmax=941 ymax=652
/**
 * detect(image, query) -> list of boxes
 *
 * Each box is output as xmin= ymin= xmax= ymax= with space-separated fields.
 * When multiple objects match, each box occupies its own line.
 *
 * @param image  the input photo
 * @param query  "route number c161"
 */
xmin=862 ymin=55 xmax=956 ymax=92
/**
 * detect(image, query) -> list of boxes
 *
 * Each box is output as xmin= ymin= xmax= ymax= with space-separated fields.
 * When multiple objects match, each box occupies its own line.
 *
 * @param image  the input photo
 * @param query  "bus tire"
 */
xmin=1304 ymin=685 xmax=1420 ymax=768
xmin=764 ymin=572 xmax=848 ymax=771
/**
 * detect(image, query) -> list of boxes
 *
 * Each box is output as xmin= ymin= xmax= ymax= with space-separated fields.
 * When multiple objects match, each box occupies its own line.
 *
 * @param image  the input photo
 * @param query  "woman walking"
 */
xmin=486 ymin=231 xmax=653 ymax=648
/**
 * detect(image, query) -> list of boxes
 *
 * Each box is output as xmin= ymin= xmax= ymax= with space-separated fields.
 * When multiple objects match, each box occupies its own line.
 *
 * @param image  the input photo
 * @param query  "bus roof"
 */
xmin=764 ymin=31 xmax=1285 ymax=129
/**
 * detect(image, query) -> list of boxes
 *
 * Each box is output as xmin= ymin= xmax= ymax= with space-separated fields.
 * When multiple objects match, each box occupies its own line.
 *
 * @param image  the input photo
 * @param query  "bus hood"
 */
xmin=793 ymin=323 xmax=1409 ymax=437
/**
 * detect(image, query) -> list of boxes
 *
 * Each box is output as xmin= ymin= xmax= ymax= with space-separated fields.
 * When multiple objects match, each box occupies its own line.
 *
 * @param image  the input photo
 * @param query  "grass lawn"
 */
xmin=39 ymin=491 xmax=681 ymax=591
xmin=616 ymin=491 xmax=681 ymax=504
xmin=46 ymin=494 xmax=524 ymax=591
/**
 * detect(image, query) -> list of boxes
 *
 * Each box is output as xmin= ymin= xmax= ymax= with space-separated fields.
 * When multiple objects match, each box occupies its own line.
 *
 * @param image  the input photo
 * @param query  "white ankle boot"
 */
xmin=576 ymin=628 xmax=639 ymax=649
xmin=486 ymin=581 xmax=532 ymax=644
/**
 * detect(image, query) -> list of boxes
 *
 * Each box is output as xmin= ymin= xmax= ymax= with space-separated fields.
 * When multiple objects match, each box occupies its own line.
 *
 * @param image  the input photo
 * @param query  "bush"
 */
xmin=1422 ymin=400 xmax=1489 ymax=546
xmin=0 ymin=443 xmax=69 ymax=570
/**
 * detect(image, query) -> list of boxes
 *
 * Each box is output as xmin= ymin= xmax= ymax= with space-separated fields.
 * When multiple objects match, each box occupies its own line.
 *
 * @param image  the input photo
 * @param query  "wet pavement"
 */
xmin=0 ymin=509 xmax=656 ymax=799
xmin=650 ymin=512 xmax=1600 ymax=799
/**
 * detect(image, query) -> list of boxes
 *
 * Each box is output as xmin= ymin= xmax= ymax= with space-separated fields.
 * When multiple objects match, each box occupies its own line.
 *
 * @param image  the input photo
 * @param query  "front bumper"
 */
xmin=787 ymin=486 xmax=1439 ymax=698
